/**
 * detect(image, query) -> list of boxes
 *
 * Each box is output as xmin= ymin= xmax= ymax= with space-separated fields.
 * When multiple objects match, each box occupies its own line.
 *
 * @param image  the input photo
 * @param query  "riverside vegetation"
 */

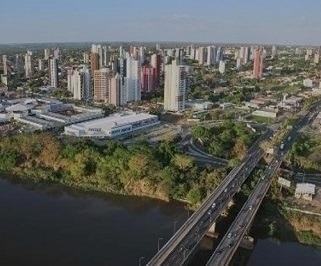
xmin=0 ymin=132 xmax=227 ymax=206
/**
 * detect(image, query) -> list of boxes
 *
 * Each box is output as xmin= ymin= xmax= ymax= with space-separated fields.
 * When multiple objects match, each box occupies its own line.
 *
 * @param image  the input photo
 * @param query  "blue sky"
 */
xmin=1 ymin=0 xmax=321 ymax=45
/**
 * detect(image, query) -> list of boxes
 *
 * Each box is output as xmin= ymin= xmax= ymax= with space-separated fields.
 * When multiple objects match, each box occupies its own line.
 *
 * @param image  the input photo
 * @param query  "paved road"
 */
xmin=206 ymin=104 xmax=320 ymax=266
xmin=147 ymin=131 xmax=272 ymax=266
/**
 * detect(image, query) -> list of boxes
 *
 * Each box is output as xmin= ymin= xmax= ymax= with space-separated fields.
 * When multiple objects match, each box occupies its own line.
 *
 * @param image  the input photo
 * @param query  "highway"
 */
xmin=147 ymin=130 xmax=272 ymax=266
xmin=206 ymin=104 xmax=320 ymax=266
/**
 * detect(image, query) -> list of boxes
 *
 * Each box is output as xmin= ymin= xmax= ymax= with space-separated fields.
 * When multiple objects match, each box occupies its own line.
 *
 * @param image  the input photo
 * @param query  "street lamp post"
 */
xmin=158 ymin=237 xmax=164 ymax=251
xmin=138 ymin=256 xmax=145 ymax=266
xmin=173 ymin=221 xmax=178 ymax=234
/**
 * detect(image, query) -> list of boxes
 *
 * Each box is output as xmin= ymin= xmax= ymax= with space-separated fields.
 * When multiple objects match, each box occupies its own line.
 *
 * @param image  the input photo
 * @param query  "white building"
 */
xmin=2 ymin=55 xmax=8 ymax=76
xmin=164 ymin=60 xmax=186 ymax=112
xmin=219 ymin=60 xmax=226 ymax=74
xmin=197 ymin=47 xmax=206 ymax=65
xmin=124 ymin=56 xmax=141 ymax=104
xmin=303 ymin=79 xmax=313 ymax=88
xmin=49 ymin=58 xmax=58 ymax=88
xmin=44 ymin=48 xmax=50 ymax=60
xmin=68 ymin=66 xmax=91 ymax=101
xmin=64 ymin=112 xmax=160 ymax=138
xmin=206 ymin=46 xmax=216 ymax=66
xmin=24 ymin=51 xmax=33 ymax=78
xmin=295 ymin=183 xmax=316 ymax=201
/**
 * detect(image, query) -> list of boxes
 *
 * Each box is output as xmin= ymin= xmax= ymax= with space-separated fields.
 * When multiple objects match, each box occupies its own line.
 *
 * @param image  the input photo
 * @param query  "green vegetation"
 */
xmin=192 ymin=120 xmax=258 ymax=160
xmin=286 ymin=134 xmax=321 ymax=172
xmin=0 ymin=132 xmax=226 ymax=206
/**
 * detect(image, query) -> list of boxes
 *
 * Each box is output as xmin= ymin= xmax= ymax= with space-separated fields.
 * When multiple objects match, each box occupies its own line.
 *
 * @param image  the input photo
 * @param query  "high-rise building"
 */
xmin=141 ymin=66 xmax=156 ymax=93
xmin=164 ymin=60 xmax=186 ymax=112
xmin=49 ymin=58 xmax=58 ymax=88
xmin=90 ymin=44 xmax=103 ymax=68
xmin=218 ymin=60 xmax=226 ymax=74
xmin=110 ymin=73 xmax=121 ymax=106
xmin=198 ymin=47 xmax=206 ymax=65
xmin=53 ymin=48 xmax=60 ymax=60
xmin=38 ymin=59 xmax=44 ymax=71
xmin=90 ymin=52 xmax=100 ymax=73
xmin=24 ymin=51 xmax=33 ymax=79
xmin=151 ymin=53 xmax=161 ymax=87
xmin=206 ymin=46 xmax=216 ymax=66
xmin=44 ymin=48 xmax=50 ymax=60
xmin=253 ymin=47 xmax=264 ymax=79
xmin=124 ymin=56 xmax=141 ymax=103
xmin=83 ymin=52 xmax=90 ymax=64
xmin=93 ymin=68 xmax=113 ymax=102
xmin=68 ymin=67 xmax=91 ymax=101
xmin=2 ymin=55 xmax=8 ymax=76
xmin=103 ymin=46 xmax=110 ymax=67
xmin=139 ymin=46 xmax=145 ymax=64
xmin=271 ymin=45 xmax=277 ymax=59
xmin=314 ymin=53 xmax=320 ymax=64
xmin=216 ymin=47 xmax=223 ymax=63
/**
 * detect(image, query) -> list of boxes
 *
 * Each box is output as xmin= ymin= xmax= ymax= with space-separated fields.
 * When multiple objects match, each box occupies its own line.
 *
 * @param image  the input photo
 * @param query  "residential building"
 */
xmin=68 ymin=67 xmax=91 ymax=101
xmin=253 ymin=47 xmax=264 ymax=79
xmin=124 ymin=56 xmax=141 ymax=104
xmin=24 ymin=51 xmax=33 ymax=78
xmin=49 ymin=58 xmax=58 ymax=88
xmin=164 ymin=60 xmax=186 ymax=112
xmin=93 ymin=68 xmax=113 ymax=103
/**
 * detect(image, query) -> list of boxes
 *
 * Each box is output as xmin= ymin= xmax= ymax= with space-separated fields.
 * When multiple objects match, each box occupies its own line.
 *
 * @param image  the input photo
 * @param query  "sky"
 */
xmin=1 ymin=0 xmax=321 ymax=45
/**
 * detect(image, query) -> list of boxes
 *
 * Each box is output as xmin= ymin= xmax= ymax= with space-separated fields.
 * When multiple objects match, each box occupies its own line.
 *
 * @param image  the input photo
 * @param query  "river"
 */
xmin=0 ymin=178 xmax=321 ymax=266
xmin=0 ymin=178 xmax=187 ymax=266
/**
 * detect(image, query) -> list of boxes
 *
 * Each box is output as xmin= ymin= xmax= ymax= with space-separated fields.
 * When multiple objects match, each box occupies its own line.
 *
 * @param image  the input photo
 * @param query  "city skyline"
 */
xmin=2 ymin=0 xmax=321 ymax=45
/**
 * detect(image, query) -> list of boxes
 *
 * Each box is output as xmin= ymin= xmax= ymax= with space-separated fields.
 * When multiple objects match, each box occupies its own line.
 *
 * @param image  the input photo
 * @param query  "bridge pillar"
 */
xmin=206 ymin=222 xmax=217 ymax=238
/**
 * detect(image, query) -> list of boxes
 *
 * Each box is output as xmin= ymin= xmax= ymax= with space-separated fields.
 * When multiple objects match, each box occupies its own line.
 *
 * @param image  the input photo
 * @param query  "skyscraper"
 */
xmin=44 ymin=48 xmax=50 ymax=60
xmin=141 ymin=66 xmax=156 ymax=93
xmin=24 ymin=51 xmax=33 ymax=79
xmin=271 ymin=45 xmax=277 ymax=59
xmin=49 ymin=58 xmax=58 ymax=88
xmin=53 ymin=48 xmax=60 ymax=60
xmin=68 ymin=67 xmax=91 ymax=101
xmin=198 ymin=47 xmax=206 ymax=65
xmin=124 ymin=56 xmax=141 ymax=103
xmin=219 ymin=60 xmax=226 ymax=74
xmin=164 ymin=60 xmax=186 ymax=112
xmin=253 ymin=47 xmax=264 ymax=79
xmin=110 ymin=73 xmax=121 ymax=106
xmin=90 ymin=52 xmax=100 ymax=74
xmin=151 ymin=53 xmax=161 ymax=87
xmin=206 ymin=46 xmax=216 ymax=66
xmin=38 ymin=59 xmax=44 ymax=71
xmin=93 ymin=68 xmax=113 ymax=102
xmin=2 ymin=55 xmax=8 ymax=76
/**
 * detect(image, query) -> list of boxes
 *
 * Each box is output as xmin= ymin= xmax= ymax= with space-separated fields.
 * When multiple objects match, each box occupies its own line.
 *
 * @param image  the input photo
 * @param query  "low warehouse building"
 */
xmin=64 ymin=112 xmax=160 ymax=138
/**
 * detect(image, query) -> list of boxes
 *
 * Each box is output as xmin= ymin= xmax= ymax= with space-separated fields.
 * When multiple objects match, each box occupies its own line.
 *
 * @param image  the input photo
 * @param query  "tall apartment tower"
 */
xmin=164 ymin=60 xmax=186 ymax=112
xmin=49 ymin=58 xmax=58 ymax=88
xmin=110 ymin=73 xmax=121 ymax=106
xmin=253 ymin=47 xmax=264 ymax=79
xmin=44 ymin=48 xmax=50 ymax=60
xmin=68 ymin=67 xmax=91 ymax=101
xmin=198 ymin=47 xmax=206 ymax=65
xmin=206 ymin=46 xmax=216 ymax=66
xmin=124 ymin=56 xmax=141 ymax=103
xmin=2 ymin=55 xmax=8 ymax=75
xmin=93 ymin=68 xmax=113 ymax=103
xmin=151 ymin=53 xmax=161 ymax=87
xmin=24 ymin=51 xmax=33 ymax=79
xmin=90 ymin=52 xmax=100 ymax=73
xmin=38 ymin=59 xmax=44 ymax=71
xmin=141 ymin=66 xmax=156 ymax=93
